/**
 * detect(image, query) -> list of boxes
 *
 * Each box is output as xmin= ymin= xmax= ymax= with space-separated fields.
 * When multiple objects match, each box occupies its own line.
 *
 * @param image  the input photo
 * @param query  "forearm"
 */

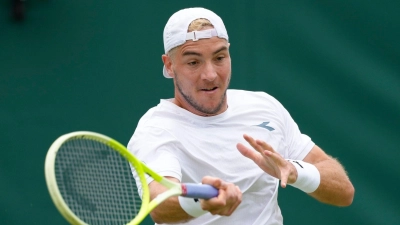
xmin=149 ymin=179 xmax=194 ymax=224
xmin=309 ymin=158 xmax=354 ymax=206
xmin=150 ymin=196 xmax=193 ymax=224
xmin=303 ymin=147 xmax=355 ymax=206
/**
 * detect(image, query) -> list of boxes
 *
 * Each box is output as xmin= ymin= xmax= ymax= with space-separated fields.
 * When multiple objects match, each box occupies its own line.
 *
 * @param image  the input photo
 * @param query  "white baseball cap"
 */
xmin=162 ymin=7 xmax=229 ymax=78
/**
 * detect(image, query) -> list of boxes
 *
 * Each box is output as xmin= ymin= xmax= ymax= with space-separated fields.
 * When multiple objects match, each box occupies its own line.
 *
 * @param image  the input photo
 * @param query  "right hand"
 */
xmin=236 ymin=134 xmax=298 ymax=188
xmin=200 ymin=176 xmax=242 ymax=216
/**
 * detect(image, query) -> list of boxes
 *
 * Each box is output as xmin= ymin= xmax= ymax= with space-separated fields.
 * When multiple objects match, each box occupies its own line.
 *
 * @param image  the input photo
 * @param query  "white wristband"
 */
xmin=178 ymin=196 xmax=208 ymax=217
xmin=287 ymin=160 xmax=320 ymax=193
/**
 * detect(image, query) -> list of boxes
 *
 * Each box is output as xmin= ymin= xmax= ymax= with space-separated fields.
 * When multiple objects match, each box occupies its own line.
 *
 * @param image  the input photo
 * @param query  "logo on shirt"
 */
xmin=254 ymin=122 xmax=275 ymax=131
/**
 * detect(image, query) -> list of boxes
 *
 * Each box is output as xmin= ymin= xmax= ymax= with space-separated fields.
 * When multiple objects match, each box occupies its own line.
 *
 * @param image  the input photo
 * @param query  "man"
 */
xmin=128 ymin=7 xmax=354 ymax=225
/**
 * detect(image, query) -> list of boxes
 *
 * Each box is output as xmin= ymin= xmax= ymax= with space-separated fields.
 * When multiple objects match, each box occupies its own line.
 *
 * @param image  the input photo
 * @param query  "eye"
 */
xmin=215 ymin=56 xmax=225 ymax=62
xmin=188 ymin=61 xmax=198 ymax=66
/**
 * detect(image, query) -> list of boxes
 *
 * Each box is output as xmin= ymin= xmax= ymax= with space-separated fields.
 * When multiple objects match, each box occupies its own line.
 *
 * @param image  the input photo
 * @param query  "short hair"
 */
xmin=187 ymin=18 xmax=214 ymax=32
xmin=167 ymin=18 xmax=214 ymax=58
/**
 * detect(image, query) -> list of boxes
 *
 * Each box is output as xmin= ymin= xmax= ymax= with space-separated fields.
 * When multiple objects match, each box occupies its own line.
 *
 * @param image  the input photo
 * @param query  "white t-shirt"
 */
xmin=127 ymin=89 xmax=315 ymax=225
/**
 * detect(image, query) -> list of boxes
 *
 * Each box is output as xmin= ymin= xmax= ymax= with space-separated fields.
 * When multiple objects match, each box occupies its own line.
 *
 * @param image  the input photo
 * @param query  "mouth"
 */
xmin=201 ymin=87 xmax=218 ymax=92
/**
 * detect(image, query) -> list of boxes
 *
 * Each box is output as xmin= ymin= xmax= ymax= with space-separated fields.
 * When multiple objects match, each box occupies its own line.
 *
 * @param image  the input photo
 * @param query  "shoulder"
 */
xmin=127 ymin=103 xmax=178 ymax=154
xmin=135 ymin=100 xmax=178 ymax=128
xmin=227 ymin=89 xmax=284 ymax=109
xmin=130 ymin=99 xmax=188 ymax=142
xmin=136 ymin=106 xmax=157 ymax=127
xmin=228 ymin=89 xmax=279 ymax=101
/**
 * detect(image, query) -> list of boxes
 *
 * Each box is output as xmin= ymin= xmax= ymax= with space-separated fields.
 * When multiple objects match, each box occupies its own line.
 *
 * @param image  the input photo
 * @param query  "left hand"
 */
xmin=236 ymin=134 xmax=297 ymax=188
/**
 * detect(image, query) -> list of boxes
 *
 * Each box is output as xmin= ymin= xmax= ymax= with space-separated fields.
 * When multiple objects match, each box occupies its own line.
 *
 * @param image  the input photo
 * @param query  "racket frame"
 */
xmin=45 ymin=131 xmax=185 ymax=225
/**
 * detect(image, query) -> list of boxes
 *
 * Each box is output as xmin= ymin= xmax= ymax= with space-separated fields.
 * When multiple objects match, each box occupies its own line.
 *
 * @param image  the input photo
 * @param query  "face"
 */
xmin=163 ymin=35 xmax=231 ymax=116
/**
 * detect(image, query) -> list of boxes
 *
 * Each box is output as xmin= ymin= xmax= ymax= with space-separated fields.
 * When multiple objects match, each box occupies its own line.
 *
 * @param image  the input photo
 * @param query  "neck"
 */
xmin=172 ymin=97 xmax=228 ymax=117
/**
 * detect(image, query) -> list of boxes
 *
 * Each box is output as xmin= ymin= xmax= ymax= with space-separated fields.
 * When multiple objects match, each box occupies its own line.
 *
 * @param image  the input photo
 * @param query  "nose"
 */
xmin=201 ymin=62 xmax=217 ymax=81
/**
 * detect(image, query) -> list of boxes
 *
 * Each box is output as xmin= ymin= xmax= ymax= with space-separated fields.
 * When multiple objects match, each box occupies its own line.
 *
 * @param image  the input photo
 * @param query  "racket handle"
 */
xmin=181 ymin=183 xmax=219 ymax=199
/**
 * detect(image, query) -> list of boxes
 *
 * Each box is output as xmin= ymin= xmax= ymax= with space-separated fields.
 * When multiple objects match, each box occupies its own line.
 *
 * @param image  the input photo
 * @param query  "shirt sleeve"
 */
xmin=143 ymin=148 xmax=182 ymax=184
xmin=127 ymin=126 xmax=182 ymax=198
xmin=280 ymin=103 xmax=315 ymax=160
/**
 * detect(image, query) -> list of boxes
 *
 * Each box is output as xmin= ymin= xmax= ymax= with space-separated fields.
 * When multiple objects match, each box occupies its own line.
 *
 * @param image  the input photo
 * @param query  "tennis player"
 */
xmin=128 ymin=7 xmax=354 ymax=225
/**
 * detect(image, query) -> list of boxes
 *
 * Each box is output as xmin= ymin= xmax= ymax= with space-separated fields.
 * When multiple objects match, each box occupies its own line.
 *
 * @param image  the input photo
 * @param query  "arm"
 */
xmin=237 ymin=134 xmax=354 ymax=207
xmin=148 ymin=177 xmax=191 ymax=224
xmin=149 ymin=176 xmax=242 ymax=224
xmin=302 ymin=145 xmax=354 ymax=206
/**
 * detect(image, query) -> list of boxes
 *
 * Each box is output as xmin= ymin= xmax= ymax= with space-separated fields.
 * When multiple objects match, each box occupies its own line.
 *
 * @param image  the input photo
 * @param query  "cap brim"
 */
xmin=163 ymin=66 xmax=172 ymax=78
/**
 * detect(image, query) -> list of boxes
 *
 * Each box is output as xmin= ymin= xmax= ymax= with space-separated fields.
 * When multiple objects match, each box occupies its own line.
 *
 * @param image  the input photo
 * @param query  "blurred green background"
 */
xmin=1 ymin=0 xmax=399 ymax=224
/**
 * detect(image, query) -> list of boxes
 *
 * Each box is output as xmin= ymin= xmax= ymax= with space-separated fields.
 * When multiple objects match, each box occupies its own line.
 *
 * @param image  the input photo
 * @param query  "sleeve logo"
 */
xmin=254 ymin=122 xmax=275 ymax=131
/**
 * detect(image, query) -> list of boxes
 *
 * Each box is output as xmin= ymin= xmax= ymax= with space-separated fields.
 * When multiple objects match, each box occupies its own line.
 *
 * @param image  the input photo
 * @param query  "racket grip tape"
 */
xmin=181 ymin=183 xmax=219 ymax=199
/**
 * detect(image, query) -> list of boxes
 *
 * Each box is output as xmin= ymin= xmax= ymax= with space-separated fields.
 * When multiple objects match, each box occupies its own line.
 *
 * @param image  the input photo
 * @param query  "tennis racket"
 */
xmin=44 ymin=131 xmax=218 ymax=225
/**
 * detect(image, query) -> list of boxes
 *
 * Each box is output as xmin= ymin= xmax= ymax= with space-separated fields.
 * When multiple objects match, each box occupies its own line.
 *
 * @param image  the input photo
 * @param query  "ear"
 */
xmin=162 ymin=54 xmax=174 ymax=78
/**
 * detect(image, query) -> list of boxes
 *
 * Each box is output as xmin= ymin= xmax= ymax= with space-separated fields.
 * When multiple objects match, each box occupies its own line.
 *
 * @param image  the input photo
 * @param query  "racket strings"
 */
xmin=55 ymin=138 xmax=142 ymax=225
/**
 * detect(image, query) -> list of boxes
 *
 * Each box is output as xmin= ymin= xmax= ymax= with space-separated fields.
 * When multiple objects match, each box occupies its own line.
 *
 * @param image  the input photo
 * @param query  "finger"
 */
xmin=261 ymin=151 xmax=291 ymax=187
xmin=202 ymin=176 xmax=223 ymax=188
xmin=201 ymin=189 xmax=227 ymax=213
xmin=225 ymin=185 xmax=242 ymax=215
xmin=280 ymin=173 xmax=288 ymax=188
xmin=209 ymin=185 xmax=241 ymax=216
xmin=228 ymin=198 xmax=241 ymax=215
xmin=262 ymin=149 xmax=285 ymax=166
xmin=280 ymin=164 xmax=294 ymax=189
xmin=243 ymin=134 xmax=266 ymax=154
xmin=256 ymin=139 xmax=276 ymax=153
xmin=227 ymin=185 xmax=242 ymax=215
xmin=236 ymin=143 xmax=263 ymax=163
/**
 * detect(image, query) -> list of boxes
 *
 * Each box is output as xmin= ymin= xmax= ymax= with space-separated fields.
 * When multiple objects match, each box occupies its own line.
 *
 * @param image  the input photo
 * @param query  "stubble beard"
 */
xmin=174 ymin=72 xmax=230 ymax=116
